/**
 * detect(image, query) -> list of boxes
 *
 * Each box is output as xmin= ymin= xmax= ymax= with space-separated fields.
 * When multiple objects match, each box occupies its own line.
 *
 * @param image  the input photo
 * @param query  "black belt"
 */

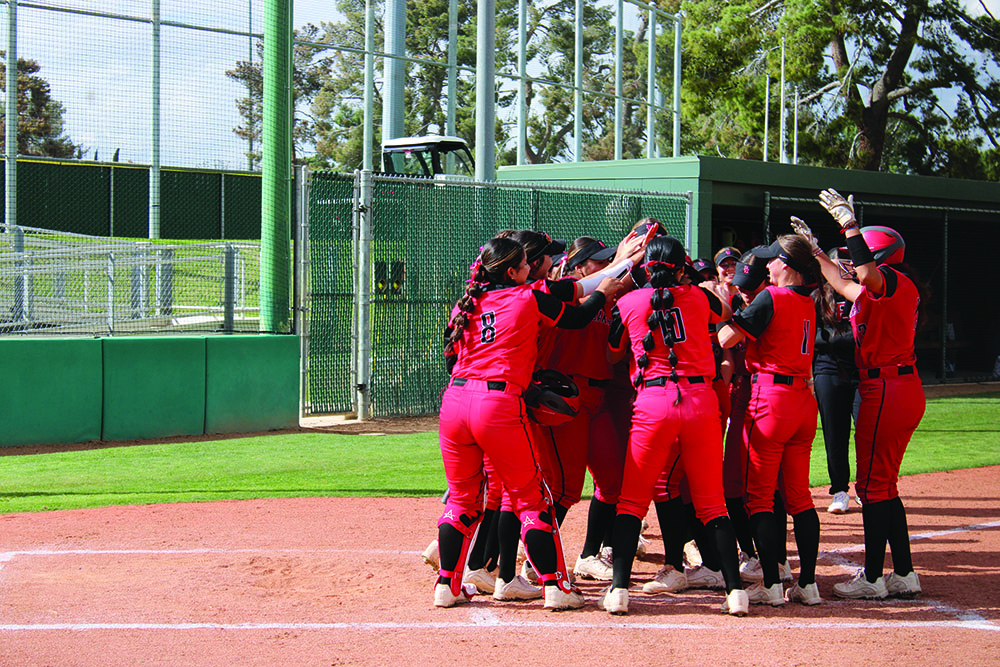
xmin=863 ymin=365 xmax=914 ymax=380
xmin=587 ymin=378 xmax=611 ymax=388
xmin=451 ymin=377 xmax=507 ymax=391
xmin=752 ymin=373 xmax=794 ymax=386
xmin=643 ymin=376 xmax=704 ymax=387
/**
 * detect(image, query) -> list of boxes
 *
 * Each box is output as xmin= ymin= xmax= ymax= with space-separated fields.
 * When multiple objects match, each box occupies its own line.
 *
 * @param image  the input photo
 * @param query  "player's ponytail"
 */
xmin=636 ymin=236 xmax=687 ymax=404
xmin=445 ymin=238 xmax=525 ymax=355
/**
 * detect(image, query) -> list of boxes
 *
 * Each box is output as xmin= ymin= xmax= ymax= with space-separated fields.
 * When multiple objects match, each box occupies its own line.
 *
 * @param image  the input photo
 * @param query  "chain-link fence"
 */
xmin=304 ymin=171 xmax=691 ymax=417
xmin=0 ymin=224 xmax=261 ymax=335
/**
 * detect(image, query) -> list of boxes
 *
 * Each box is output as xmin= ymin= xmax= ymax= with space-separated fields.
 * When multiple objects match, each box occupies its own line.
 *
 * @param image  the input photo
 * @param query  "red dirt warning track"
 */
xmin=0 ymin=466 xmax=998 ymax=666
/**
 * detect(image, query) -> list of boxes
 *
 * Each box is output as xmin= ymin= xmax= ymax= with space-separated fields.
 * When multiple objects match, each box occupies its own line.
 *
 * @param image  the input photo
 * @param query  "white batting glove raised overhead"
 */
xmin=818 ymin=188 xmax=857 ymax=229
xmin=789 ymin=216 xmax=820 ymax=253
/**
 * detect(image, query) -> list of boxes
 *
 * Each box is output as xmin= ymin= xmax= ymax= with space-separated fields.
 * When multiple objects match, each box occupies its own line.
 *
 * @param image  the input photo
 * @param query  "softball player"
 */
xmin=601 ymin=235 xmax=749 ymax=617
xmin=802 ymin=189 xmax=926 ymax=599
xmin=435 ymin=236 xmax=623 ymax=611
xmin=717 ymin=234 xmax=822 ymax=607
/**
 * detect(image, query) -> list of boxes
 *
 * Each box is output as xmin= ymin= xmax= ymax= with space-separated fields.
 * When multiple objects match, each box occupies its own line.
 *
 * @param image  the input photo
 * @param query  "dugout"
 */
xmin=498 ymin=157 xmax=1000 ymax=383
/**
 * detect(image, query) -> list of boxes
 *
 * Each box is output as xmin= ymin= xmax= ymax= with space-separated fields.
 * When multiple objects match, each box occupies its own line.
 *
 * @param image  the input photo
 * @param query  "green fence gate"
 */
xmin=304 ymin=171 xmax=692 ymax=418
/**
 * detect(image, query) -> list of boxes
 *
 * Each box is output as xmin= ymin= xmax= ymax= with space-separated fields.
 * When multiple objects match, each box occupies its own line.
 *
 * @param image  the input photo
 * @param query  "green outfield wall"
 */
xmin=0 ymin=335 xmax=298 ymax=447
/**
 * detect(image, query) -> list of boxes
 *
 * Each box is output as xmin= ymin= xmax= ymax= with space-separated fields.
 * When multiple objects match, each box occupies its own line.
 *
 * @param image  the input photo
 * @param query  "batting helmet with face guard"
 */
xmin=523 ymin=369 xmax=580 ymax=426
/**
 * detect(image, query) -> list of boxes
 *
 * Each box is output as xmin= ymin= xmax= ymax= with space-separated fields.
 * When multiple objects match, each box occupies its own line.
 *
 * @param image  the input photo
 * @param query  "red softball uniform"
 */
xmin=850 ymin=266 xmax=925 ymax=504
xmin=732 ymin=286 xmax=818 ymax=516
xmin=440 ymin=283 xmax=598 ymax=522
xmin=539 ymin=298 xmax=623 ymax=509
xmin=611 ymin=285 xmax=729 ymax=525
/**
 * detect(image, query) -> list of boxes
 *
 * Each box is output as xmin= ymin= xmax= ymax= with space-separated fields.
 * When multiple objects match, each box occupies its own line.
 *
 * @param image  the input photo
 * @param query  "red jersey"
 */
xmin=733 ymin=285 xmax=815 ymax=378
xmin=614 ymin=285 xmax=724 ymax=380
xmin=850 ymin=266 xmax=919 ymax=369
xmin=450 ymin=284 xmax=561 ymax=391
xmin=545 ymin=302 xmax=615 ymax=380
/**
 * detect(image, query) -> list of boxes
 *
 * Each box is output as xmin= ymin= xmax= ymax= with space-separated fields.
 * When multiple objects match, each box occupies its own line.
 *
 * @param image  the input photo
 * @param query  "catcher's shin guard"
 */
xmin=437 ymin=505 xmax=484 ymax=597
xmin=521 ymin=481 xmax=574 ymax=594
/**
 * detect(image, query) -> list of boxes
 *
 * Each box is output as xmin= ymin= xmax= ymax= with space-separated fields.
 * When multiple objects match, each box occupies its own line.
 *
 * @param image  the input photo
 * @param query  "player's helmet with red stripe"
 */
xmin=860 ymin=226 xmax=905 ymax=265
xmin=523 ymin=369 xmax=580 ymax=426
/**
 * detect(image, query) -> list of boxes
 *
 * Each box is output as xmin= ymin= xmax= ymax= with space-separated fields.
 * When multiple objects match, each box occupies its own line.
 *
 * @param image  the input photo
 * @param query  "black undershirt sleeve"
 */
xmin=545 ymin=277 xmax=577 ymax=302
xmin=699 ymin=286 xmax=725 ymax=317
xmin=533 ymin=289 xmax=607 ymax=329
xmin=879 ymin=266 xmax=898 ymax=298
xmin=608 ymin=306 xmax=626 ymax=349
xmin=732 ymin=289 xmax=775 ymax=340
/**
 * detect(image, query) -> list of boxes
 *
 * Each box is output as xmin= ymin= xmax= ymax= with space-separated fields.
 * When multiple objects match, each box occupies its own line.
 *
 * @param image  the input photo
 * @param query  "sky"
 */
xmin=2 ymin=0 xmax=997 ymax=171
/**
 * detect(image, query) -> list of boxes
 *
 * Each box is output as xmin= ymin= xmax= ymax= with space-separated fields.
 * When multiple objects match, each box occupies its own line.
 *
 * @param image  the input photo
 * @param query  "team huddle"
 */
xmin=426 ymin=188 xmax=926 ymax=616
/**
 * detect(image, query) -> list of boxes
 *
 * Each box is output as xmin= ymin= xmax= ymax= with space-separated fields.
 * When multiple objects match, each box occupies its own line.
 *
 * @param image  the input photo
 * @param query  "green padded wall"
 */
xmin=102 ymin=337 xmax=207 ymax=441
xmin=0 ymin=338 xmax=103 ymax=446
xmin=205 ymin=335 xmax=299 ymax=433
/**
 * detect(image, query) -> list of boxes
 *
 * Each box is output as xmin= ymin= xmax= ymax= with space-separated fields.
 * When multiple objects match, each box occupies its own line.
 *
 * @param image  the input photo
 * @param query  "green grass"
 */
xmin=0 ymin=393 xmax=997 ymax=515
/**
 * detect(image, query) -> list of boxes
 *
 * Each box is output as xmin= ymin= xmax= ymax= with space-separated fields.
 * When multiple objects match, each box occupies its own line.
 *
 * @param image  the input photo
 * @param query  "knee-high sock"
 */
xmin=581 ymin=499 xmax=616 ymax=558
xmin=482 ymin=508 xmax=501 ymax=572
xmin=467 ymin=508 xmax=497 ymax=571
xmin=554 ymin=503 xmax=569 ymax=526
xmin=886 ymin=496 xmax=914 ymax=575
xmin=612 ymin=513 xmax=642 ymax=590
xmin=523 ymin=514 xmax=557 ymax=578
xmin=706 ymin=516 xmax=743 ymax=593
xmin=773 ymin=492 xmax=788 ymax=565
xmin=749 ymin=511 xmax=781 ymax=587
xmin=496 ymin=510 xmax=521 ymax=582
xmin=791 ymin=509 xmax=820 ymax=586
xmin=726 ymin=496 xmax=756 ymax=558
xmin=862 ymin=499 xmax=892 ymax=582
xmin=654 ymin=498 xmax=686 ymax=572
xmin=685 ymin=502 xmax=721 ymax=571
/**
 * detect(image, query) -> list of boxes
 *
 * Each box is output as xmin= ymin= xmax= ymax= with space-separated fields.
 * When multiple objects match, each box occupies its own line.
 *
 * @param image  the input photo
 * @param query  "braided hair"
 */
xmin=635 ymin=235 xmax=687 ymax=405
xmin=445 ymin=237 xmax=525 ymax=357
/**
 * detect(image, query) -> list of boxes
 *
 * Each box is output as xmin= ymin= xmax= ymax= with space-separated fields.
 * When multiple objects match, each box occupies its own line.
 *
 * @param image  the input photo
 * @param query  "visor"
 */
xmin=566 ymin=240 xmax=616 ymax=271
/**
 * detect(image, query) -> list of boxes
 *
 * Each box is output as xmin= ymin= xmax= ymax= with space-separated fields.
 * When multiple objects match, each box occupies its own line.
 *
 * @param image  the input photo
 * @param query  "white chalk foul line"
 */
xmin=0 ymin=548 xmax=411 ymax=557
xmin=0 ymin=619 xmax=997 ymax=632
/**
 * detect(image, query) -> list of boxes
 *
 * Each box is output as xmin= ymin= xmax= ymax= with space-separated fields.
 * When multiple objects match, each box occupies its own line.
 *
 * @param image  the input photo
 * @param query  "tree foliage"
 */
xmin=0 ymin=56 xmax=83 ymax=159
xmin=674 ymin=0 xmax=1000 ymax=174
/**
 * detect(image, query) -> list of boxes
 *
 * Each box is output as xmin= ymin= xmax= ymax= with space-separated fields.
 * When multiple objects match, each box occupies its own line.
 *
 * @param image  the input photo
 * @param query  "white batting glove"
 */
xmin=789 ymin=216 xmax=821 ymax=254
xmin=818 ymin=188 xmax=858 ymax=230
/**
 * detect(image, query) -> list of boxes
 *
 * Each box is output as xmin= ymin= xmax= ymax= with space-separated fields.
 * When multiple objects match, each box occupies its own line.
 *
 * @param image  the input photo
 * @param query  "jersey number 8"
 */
xmin=481 ymin=311 xmax=497 ymax=344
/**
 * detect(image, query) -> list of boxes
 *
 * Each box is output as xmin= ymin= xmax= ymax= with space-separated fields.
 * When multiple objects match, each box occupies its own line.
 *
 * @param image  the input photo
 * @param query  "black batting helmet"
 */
xmin=523 ymin=369 xmax=580 ymax=426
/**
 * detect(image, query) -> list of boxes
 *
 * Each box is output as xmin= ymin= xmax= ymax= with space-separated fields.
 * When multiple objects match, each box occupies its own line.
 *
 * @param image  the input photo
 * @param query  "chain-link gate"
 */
xmin=303 ymin=170 xmax=692 ymax=418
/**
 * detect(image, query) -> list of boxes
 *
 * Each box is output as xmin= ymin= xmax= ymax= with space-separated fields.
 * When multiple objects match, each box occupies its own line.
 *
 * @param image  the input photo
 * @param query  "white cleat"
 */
xmin=543 ymin=584 xmax=586 ymax=611
xmin=642 ymin=567 xmax=688 ymax=594
xmin=785 ymin=581 xmax=822 ymax=606
xmin=722 ymin=588 xmax=750 ymax=616
xmin=463 ymin=567 xmax=496 ymax=595
xmin=827 ymin=491 xmax=850 ymax=514
xmin=493 ymin=574 xmax=543 ymax=601
xmin=421 ymin=539 xmax=440 ymax=571
xmin=434 ymin=582 xmax=475 ymax=608
xmin=746 ymin=581 xmax=786 ymax=606
xmin=833 ymin=569 xmax=888 ymax=599
xmin=599 ymin=586 xmax=629 ymax=615
xmin=885 ymin=571 xmax=921 ymax=598
xmin=574 ymin=554 xmax=614 ymax=581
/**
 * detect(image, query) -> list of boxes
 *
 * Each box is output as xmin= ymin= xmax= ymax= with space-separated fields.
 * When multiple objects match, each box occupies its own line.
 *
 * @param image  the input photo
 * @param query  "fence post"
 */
xmin=356 ymin=170 xmax=374 ymax=420
xmin=106 ymin=252 xmax=115 ymax=334
xmin=294 ymin=164 xmax=311 ymax=416
xmin=940 ymin=211 xmax=949 ymax=382
xmin=158 ymin=248 xmax=174 ymax=317
xmin=223 ymin=243 xmax=236 ymax=333
xmin=12 ymin=225 xmax=26 ymax=323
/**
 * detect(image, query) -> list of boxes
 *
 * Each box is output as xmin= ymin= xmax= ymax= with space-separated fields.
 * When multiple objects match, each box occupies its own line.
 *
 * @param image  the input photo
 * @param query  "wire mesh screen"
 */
xmin=304 ymin=172 xmax=691 ymax=417
xmin=305 ymin=171 xmax=355 ymax=414
xmin=0 ymin=224 xmax=260 ymax=335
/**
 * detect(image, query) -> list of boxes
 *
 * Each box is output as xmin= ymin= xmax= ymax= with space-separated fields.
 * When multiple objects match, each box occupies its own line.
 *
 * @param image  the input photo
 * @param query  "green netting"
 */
xmin=306 ymin=171 xmax=355 ymax=414
xmin=306 ymin=173 xmax=690 ymax=418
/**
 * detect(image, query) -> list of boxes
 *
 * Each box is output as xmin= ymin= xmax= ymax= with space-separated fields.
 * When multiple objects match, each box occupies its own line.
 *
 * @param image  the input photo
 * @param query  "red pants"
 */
xmin=723 ymin=376 xmax=752 ymax=498
xmin=618 ymin=382 xmax=727 ymax=525
xmin=535 ymin=385 xmax=625 ymax=508
xmin=855 ymin=374 xmax=925 ymax=504
xmin=743 ymin=379 xmax=817 ymax=516
xmin=438 ymin=383 xmax=547 ymax=519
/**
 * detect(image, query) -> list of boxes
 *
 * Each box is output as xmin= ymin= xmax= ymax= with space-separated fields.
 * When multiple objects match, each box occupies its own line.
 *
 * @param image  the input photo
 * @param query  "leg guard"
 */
xmin=521 ymin=480 xmax=574 ymax=593
xmin=437 ymin=505 xmax=484 ymax=597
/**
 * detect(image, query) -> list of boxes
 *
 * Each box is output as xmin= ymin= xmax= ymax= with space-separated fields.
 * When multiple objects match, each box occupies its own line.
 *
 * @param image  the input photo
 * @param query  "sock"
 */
xmin=437 ymin=512 xmax=480 ymax=586
xmin=612 ymin=513 xmax=642 ymax=590
xmin=749 ymin=511 xmax=780 ymax=587
xmin=726 ymin=496 xmax=756 ymax=558
xmin=773 ymin=492 xmax=788 ymax=565
xmin=581 ymin=499 xmax=617 ymax=558
xmin=687 ymin=504 xmax=722 ymax=571
xmin=554 ymin=503 xmax=569 ymax=526
xmin=862 ymin=500 xmax=892 ymax=582
xmin=466 ymin=508 xmax=496 ymax=571
xmin=496 ymin=510 xmax=521 ymax=583
xmin=706 ymin=516 xmax=742 ymax=593
xmin=524 ymin=528 xmax=557 ymax=582
xmin=482 ymin=509 xmax=501 ymax=572
xmin=886 ymin=497 xmax=914 ymax=575
xmin=654 ymin=497 xmax=686 ymax=572
xmin=791 ymin=509 xmax=820 ymax=586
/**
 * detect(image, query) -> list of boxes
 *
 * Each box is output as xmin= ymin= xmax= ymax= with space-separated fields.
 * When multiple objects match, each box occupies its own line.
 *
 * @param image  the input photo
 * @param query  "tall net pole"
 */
xmin=260 ymin=0 xmax=291 ymax=332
